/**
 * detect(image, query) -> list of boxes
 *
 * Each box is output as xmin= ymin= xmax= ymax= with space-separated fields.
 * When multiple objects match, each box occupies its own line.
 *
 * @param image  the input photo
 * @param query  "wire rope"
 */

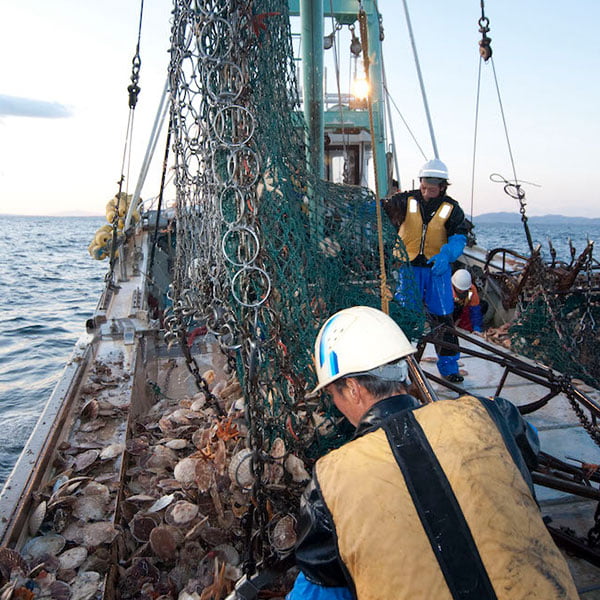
xmin=400 ymin=0 xmax=439 ymax=160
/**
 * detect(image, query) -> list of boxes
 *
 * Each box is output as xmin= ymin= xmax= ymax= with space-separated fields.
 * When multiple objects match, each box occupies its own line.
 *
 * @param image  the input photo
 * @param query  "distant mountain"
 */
xmin=473 ymin=212 xmax=600 ymax=225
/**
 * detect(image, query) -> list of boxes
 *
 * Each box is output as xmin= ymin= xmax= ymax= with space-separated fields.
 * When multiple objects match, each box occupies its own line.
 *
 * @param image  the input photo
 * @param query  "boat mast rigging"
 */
xmin=470 ymin=0 xmax=535 ymax=254
xmin=107 ymin=0 xmax=145 ymax=280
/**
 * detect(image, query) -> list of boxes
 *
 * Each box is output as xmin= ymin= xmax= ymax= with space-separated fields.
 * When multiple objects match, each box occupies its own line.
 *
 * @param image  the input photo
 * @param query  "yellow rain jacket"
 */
xmin=294 ymin=394 xmax=578 ymax=600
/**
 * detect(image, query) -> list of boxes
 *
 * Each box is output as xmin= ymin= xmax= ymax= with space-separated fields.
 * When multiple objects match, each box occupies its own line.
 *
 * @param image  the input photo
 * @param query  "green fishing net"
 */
xmin=162 ymin=0 xmax=425 ymax=565
xmin=509 ymin=256 xmax=599 ymax=388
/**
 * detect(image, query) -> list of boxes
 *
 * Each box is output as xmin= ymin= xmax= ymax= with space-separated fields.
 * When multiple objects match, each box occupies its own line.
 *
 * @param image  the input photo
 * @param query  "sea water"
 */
xmin=0 ymin=216 xmax=106 ymax=485
xmin=0 ymin=215 xmax=598 ymax=488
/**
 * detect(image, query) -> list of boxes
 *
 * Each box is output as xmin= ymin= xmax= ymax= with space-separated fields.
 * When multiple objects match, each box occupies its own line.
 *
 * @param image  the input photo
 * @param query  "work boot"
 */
xmin=445 ymin=373 xmax=464 ymax=383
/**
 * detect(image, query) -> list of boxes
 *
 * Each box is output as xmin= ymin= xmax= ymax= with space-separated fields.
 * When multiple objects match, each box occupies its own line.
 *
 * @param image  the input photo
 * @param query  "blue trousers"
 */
xmin=394 ymin=266 xmax=460 ymax=376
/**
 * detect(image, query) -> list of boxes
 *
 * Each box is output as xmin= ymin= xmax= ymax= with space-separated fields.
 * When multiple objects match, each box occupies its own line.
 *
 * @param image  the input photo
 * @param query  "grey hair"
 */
xmin=332 ymin=374 xmax=406 ymax=399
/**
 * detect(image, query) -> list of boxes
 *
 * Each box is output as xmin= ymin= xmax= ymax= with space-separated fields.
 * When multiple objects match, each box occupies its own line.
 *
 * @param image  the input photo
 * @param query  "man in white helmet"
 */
xmin=286 ymin=306 xmax=578 ymax=600
xmin=452 ymin=268 xmax=484 ymax=333
xmin=383 ymin=158 xmax=468 ymax=383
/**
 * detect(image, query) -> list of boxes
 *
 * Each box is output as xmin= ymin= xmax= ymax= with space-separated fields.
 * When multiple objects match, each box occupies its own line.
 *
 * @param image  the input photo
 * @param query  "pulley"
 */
xmin=478 ymin=1 xmax=492 ymax=61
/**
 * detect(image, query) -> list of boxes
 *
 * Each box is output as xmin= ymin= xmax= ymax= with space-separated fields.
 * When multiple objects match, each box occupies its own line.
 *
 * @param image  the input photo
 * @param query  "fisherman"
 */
xmin=286 ymin=305 xmax=578 ymax=600
xmin=451 ymin=268 xmax=484 ymax=333
xmin=383 ymin=159 xmax=467 ymax=383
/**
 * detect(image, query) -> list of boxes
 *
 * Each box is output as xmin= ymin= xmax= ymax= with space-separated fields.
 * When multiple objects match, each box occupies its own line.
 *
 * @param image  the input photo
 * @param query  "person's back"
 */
xmin=288 ymin=306 xmax=578 ymax=600
xmin=307 ymin=396 xmax=578 ymax=599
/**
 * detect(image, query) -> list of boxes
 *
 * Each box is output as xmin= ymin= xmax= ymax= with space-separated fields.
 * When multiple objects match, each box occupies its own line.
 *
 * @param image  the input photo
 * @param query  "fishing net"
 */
xmin=161 ymin=0 xmax=424 ymax=568
xmin=509 ymin=250 xmax=600 ymax=389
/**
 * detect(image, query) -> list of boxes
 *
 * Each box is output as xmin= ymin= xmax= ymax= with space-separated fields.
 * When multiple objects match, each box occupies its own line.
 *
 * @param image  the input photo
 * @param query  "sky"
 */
xmin=1 ymin=1 xmax=599 ymax=218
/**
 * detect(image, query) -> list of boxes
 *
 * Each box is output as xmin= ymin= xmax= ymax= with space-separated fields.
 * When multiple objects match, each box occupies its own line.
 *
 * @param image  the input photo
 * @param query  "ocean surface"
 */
xmin=0 ymin=216 xmax=598 ymax=489
xmin=0 ymin=216 xmax=106 ymax=486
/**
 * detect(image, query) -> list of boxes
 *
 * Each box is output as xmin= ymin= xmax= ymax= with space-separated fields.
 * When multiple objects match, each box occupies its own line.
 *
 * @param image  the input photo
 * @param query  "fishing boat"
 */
xmin=1 ymin=1 xmax=599 ymax=599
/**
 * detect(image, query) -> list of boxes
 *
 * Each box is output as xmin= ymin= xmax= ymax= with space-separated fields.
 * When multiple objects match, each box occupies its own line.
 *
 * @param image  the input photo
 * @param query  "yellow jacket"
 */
xmin=295 ymin=395 xmax=578 ymax=600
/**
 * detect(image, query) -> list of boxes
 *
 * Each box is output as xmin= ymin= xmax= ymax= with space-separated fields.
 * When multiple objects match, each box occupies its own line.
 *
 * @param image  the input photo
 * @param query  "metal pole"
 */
xmin=365 ymin=3 xmax=389 ymax=197
xmin=300 ymin=0 xmax=324 ymax=179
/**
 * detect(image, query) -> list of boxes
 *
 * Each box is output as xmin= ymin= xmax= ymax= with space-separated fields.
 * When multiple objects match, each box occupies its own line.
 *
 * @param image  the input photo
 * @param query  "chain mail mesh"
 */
xmin=161 ymin=0 xmax=424 ymax=567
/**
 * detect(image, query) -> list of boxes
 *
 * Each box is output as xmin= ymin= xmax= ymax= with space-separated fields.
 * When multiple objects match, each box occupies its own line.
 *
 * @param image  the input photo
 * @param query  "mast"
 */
xmin=289 ymin=0 xmax=389 ymax=196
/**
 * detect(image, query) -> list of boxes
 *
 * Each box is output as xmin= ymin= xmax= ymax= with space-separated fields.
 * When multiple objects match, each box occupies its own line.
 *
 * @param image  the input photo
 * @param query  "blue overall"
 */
xmin=394 ymin=231 xmax=466 ymax=377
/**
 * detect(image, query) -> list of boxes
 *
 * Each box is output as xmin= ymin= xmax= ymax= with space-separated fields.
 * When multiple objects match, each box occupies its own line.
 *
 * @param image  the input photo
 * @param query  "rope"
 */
xmin=469 ymin=58 xmax=483 ymax=223
xmin=107 ymin=0 xmax=145 ymax=275
xmin=359 ymin=8 xmax=388 ymax=314
xmin=383 ymin=85 xmax=428 ymax=162
xmin=400 ymin=0 xmax=439 ymax=159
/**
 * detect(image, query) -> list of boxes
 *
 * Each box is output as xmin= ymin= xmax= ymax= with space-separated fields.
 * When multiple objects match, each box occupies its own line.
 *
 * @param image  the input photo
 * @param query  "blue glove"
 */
xmin=427 ymin=252 xmax=450 ymax=276
xmin=443 ymin=234 xmax=467 ymax=261
xmin=427 ymin=234 xmax=467 ymax=276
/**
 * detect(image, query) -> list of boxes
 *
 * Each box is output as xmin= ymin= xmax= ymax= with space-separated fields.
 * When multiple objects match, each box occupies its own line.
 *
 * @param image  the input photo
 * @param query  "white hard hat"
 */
xmin=311 ymin=306 xmax=416 ymax=394
xmin=419 ymin=158 xmax=449 ymax=180
xmin=452 ymin=269 xmax=472 ymax=291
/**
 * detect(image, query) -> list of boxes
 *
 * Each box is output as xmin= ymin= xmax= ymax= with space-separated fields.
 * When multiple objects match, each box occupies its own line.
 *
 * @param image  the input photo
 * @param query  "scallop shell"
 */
xmin=0 ymin=548 xmax=28 ymax=580
xmin=146 ymin=445 xmax=178 ymax=470
xmin=178 ymin=591 xmax=201 ymax=600
xmin=270 ymin=438 xmax=286 ymax=461
xmin=125 ymin=494 xmax=156 ymax=504
xmin=66 ymin=522 xmax=118 ymax=547
xmin=228 ymin=449 xmax=254 ymax=489
xmin=265 ymin=463 xmax=284 ymax=484
xmin=165 ymin=501 xmax=199 ymax=526
xmin=157 ymin=479 xmax=182 ymax=492
xmin=169 ymin=409 xmax=192 ymax=425
xmin=129 ymin=513 xmax=160 ymax=542
xmin=81 ymin=400 xmax=99 ymax=421
xmin=22 ymin=534 xmax=66 ymax=561
xmin=165 ymin=439 xmax=188 ymax=450
xmin=82 ymin=481 xmax=109 ymax=501
xmin=178 ymin=397 xmax=193 ymax=409
xmin=285 ymin=454 xmax=310 ymax=483
xmin=51 ymin=475 xmax=70 ymax=495
xmin=126 ymin=437 xmax=149 ymax=455
xmin=73 ymin=450 xmax=99 ymax=472
xmin=99 ymin=443 xmax=125 ymax=460
xmin=190 ymin=398 xmax=206 ymax=411
xmin=201 ymin=370 xmax=216 ymax=385
xmin=191 ymin=428 xmax=210 ymax=450
xmin=58 ymin=547 xmax=88 ymax=571
xmin=270 ymin=514 xmax=297 ymax=552
xmin=174 ymin=458 xmax=199 ymax=486
xmin=50 ymin=580 xmax=71 ymax=600
xmin=183 ymin=515 xmax=209 ymax=541
xmin=70 ymin=571 xmax=100 ymax=600
xmin=147 ymin=493 xmax=176 ymax=513
xmin=149 ymin=526 xmax=178 ymax=562
xmin=212 ymin=544 xmax=240 ymax=566
xmin=72 ymin=495 xmax=107 ymax=522
xmin=194 ymin=460 xmax=215 ymax=493
xmin=213 ymin=439 xmax=227 ymax=475
xmin=29 ymin=501 xmax=47 ymax=536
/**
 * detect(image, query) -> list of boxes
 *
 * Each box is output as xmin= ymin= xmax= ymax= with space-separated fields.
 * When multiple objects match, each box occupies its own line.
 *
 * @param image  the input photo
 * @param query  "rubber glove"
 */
xmin=427 ymin=251 xmax=450 ymax=276
xmin=427 ymin=234 xmax=467 ymax=276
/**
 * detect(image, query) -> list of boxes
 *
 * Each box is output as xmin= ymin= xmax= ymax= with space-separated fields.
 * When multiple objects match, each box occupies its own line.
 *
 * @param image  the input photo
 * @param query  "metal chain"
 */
xmin=567 ymin=392 xmax=600 ymax=448
xmin=577 ymin=245 xmax=596 ymax=343
xmin=490 ymin=173 xmax=535 ymax=254
xmin=166 ymin=0 xmax=283 ymax=572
